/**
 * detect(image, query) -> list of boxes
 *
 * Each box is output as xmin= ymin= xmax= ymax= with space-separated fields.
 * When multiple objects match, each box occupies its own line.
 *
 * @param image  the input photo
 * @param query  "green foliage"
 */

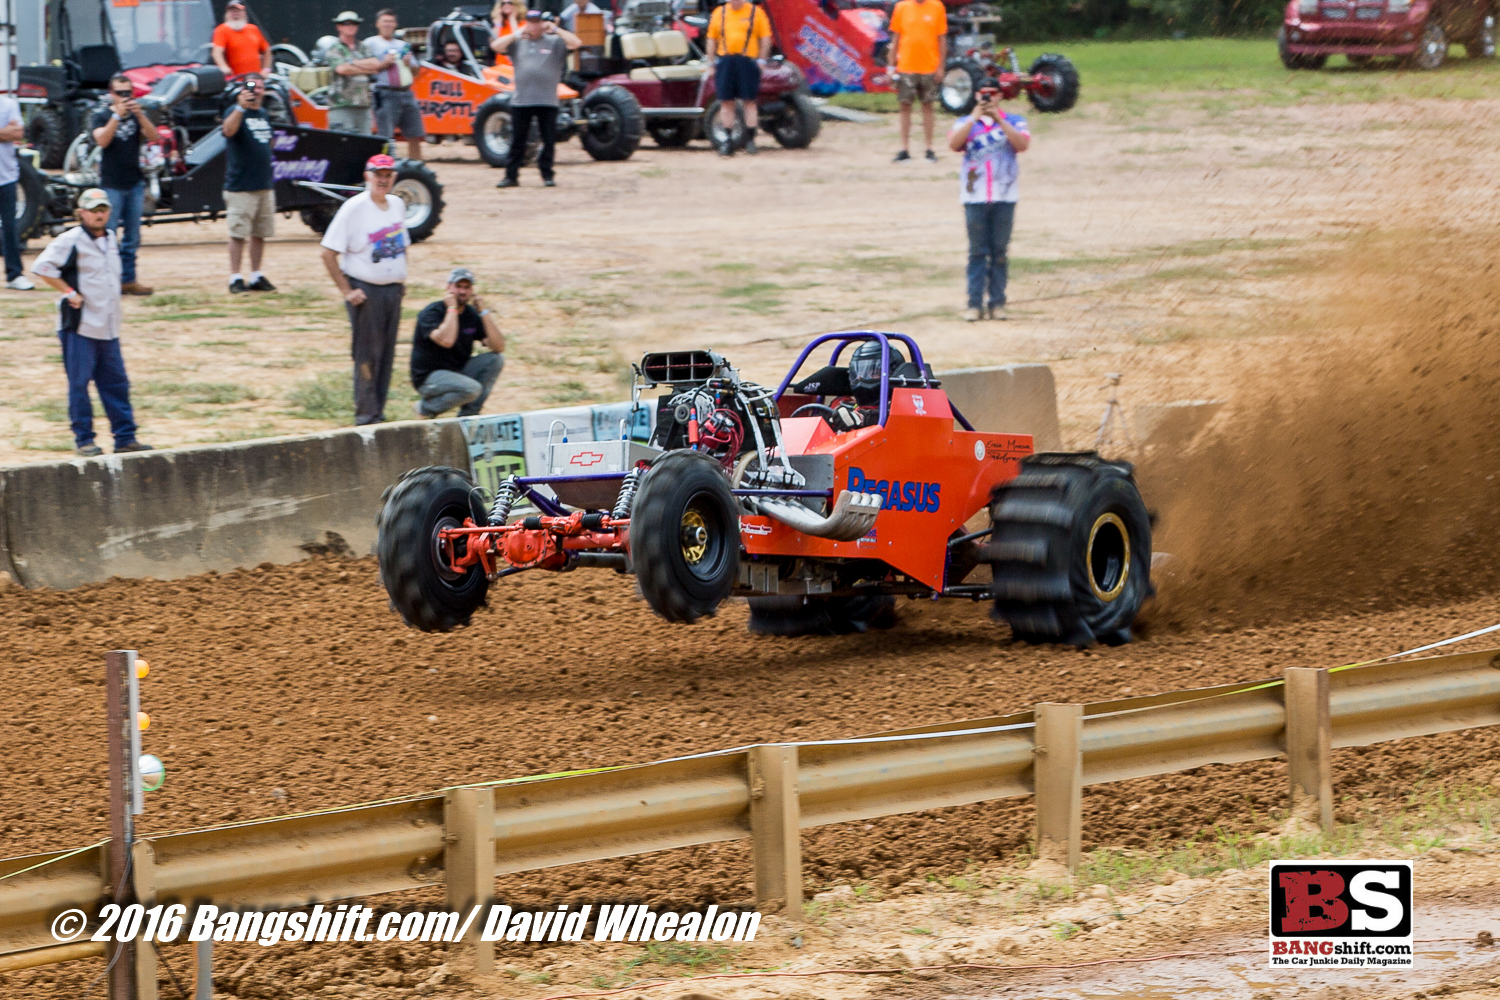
xmin=136 ymin=382 xmax=261 ymax=405
xmin=990 ymin=0 xmax=1283 ymax=41
xmin=286 ymin=371 xmax=355 ymax=421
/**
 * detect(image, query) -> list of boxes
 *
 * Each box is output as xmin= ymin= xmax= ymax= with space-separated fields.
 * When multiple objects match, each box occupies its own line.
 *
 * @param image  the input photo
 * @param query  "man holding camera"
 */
xmin=493 ymin=11 xmax=581 ymax=188
xmin=221 ymin=73 xmax=277 ymax=293
xmin=948 ymin=88 xmax=1029 ymax=321
xmin=411 ymin=268 xmax=506 ymax=418
xmin=90 ymin=73 xmax=160 ymax=296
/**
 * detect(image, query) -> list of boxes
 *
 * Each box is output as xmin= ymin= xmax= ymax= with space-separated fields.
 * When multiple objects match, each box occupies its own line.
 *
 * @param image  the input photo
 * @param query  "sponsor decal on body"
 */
xmin=847 ymin=467 xmax=940 ymax=512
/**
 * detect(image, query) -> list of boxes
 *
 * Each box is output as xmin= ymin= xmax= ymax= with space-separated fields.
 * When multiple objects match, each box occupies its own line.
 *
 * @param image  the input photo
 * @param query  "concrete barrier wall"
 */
xmin=938 ymin=364 xmax=1062 ymax=451
xmin=0 ymin=363 xmax=1061 ymax=590
xmin=0 ymin=421 xmax=467 ymax=591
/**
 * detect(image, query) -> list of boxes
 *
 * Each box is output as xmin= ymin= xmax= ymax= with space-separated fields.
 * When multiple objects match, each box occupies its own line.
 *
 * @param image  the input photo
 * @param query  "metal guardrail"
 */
xmin=2 ymin=647 xmax=1497 ymax=966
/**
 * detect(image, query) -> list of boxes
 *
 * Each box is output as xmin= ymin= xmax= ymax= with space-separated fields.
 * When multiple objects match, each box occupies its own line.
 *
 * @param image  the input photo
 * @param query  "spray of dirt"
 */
xmin=1143 ymin=228 xmax=1500 ymax=629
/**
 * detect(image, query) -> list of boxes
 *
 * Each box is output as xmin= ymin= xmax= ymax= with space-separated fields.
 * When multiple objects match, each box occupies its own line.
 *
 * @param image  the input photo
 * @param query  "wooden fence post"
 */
xmin=748 ymin=745 xmax=802 ymax=919
xmin=132 ymin=840 xmax=157 ymax=1000
xmin=1284 ymin=668 xmax=1333 ymax=833
xmin=1033 ymin=703 xmax=1084 ymax=875
xmin=444 ymin=787 xmax=495 ymax=975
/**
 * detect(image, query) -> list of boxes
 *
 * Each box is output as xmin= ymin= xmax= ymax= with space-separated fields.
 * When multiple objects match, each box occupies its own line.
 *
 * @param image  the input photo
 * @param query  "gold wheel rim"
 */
xmin=681 ymin=508 xmax=708 ymax=565
xmin=1087 ymin=512 xmax=1130 ymax=603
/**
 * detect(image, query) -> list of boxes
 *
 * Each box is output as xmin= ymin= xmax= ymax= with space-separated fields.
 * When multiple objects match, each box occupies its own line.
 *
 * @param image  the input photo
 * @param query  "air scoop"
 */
xmin=752 ymin=490 xmax=883 ymax=541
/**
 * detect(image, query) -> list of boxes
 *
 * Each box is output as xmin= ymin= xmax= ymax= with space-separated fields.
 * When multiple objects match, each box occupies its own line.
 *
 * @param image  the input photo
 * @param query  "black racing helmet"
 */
xmin=848 ymin=339 xmax=905 ymax=404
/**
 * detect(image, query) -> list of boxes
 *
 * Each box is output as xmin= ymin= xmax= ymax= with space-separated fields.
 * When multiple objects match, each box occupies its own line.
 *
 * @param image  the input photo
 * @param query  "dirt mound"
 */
xmin=1144 ymin=228 xmax=1500 ymax=629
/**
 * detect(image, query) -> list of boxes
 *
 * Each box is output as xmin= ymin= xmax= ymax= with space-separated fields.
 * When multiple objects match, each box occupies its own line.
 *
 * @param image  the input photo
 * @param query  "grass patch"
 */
xmin=831 ymin=39 xmax=1500 ymax=116
xmin=286 ymin=371 xmax=354 ymax=421
xmin=545 ymin=380 xmax=594 ymax=404
xmin=622 ymin=943 xmax=739 ymax=973
xmin=136 ymin=382 xmax=261 ymax=404
xmin=638 ymin=166 xmax=669 ymax=178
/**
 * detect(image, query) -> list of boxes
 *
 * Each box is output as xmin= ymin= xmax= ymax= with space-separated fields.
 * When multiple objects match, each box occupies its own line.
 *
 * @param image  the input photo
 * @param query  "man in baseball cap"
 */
xmin=319 ymin=151 xmax=412 ymax=424
xmin=212 ymin=0 xmax=272 ymax=77
xmin=410 ymin=267 xmax=506 ymax=418
xmin=493 ymin=6 xmax=581 ymax=187
xmin=29 ymin=188 xmax=154 ymax=455
xmin=325 ymin=10 xmax=385 ymax=135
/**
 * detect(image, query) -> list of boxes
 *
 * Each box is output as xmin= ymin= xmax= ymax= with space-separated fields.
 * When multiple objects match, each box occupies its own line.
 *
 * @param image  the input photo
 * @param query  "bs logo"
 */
xmin=1268 ymin=860 xmax=1413 ymax=969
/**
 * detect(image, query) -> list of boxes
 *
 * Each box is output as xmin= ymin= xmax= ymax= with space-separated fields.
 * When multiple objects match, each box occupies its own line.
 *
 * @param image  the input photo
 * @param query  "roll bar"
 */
xmin=774 ymin=331 xmax=974 ymax=430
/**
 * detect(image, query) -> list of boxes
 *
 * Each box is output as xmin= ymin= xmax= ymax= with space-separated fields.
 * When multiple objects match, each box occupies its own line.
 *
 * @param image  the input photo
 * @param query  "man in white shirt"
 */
xmin=559 ymin=0 xmax=611 ymax=33
xmin=30 ymin=189 xmax=155 ymax=455
xmin=319 ymin=154 xmax=411 ymax=425
xmin=0 ymin=93 xmax=33 ymax=290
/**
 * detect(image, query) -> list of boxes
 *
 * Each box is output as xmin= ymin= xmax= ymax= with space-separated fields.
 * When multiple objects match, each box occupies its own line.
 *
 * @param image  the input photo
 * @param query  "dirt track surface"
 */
xmin=5 ymin=555 xmax=1500 ymax=997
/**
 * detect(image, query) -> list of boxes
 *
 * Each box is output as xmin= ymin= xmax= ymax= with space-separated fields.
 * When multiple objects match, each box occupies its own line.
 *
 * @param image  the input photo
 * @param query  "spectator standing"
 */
xmin=212 ymin=0 xmax=272 ymax=77
xmin=0 ymin=90 xmax=33 ymax=290
xmin=325 ymin=11 xmax=386 ymax=134
xmin=492 ymin=11 xmax=581 ymax=188
xmin=705 ymin=0 xmax=772 ymax=157
xmin=948 ymin=89 xmax=1029 ymax=321
xmin=411 ymin=267 xmax=506 ymax=418
xmin=559 ymin=0 xmax=612 ymax=33
xmin=222 ymin=74 xmax=277 ymax=293
xmin=887 ymin=0 xmax=947 ymax=162
xmin=364 ymin=9 xmax=427 ymax=161
xmin=30 ymin=189 xmax=153 ymax=456
xmin=490 ymin=0 xmax=521 ymax=66
xmin=90 ymin=73 xmax=159 ymax=296
xmin=319 ymin=154 xmax=410 ymax=425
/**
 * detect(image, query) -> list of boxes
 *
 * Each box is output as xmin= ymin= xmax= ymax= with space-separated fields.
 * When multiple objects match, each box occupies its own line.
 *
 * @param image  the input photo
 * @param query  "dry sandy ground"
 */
xmin=1 ymin=93 xmax=1483 ymax=461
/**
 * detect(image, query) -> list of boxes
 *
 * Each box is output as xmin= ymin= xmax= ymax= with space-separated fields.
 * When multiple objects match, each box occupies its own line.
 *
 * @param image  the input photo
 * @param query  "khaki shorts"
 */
xmin=225 ymin=189 xmax=275 ymax=240
xmin=896 ymin=71 xmax=941 ymax=105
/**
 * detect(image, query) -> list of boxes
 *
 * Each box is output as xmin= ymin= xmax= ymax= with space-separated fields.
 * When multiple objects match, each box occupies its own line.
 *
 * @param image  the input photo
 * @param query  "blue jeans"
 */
xmin=105 ymin=182 xmax=145 ymax=284
xmin=416 ymin=353 xmax=505 ymax=417
xmin=59 ymin=330 xmax=138 ymax=448
xmin=964 ymin=200 xmax=1015 ymax=310
xmin=0 ymin=180 xmax=21 ymax=281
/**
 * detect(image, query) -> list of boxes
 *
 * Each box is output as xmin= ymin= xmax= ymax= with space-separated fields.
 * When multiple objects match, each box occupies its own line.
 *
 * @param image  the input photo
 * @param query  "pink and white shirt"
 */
xmin=954 ymin=111 xmax=1029 ymax=204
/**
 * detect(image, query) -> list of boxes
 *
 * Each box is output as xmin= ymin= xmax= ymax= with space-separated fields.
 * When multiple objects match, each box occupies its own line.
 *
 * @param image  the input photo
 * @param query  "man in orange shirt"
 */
xmin=706 ymin=0 xmax=773 ymax=156
xmin=212 ymin=1 xmax=271 ymax=78
xmin=886 ymin=0 xmax=946 ymax=162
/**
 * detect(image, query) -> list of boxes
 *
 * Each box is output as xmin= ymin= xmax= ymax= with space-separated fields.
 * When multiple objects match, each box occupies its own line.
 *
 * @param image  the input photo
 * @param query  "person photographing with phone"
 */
xmin=221 ymin=73 xmax=277 ymax=293
xmin=948 ymin=86 xmax=1029 ymax=321
xmin=90 ymin=73 xmax=160 ymax=296
xmin=492 ymin=11 xmax=582 ymax=188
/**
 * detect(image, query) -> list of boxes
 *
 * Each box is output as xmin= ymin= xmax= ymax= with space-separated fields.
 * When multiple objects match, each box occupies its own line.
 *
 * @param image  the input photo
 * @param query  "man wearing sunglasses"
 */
xmin=222 ymin=74 xmax=278 ymax=293
xmin=89 ymin=73 xmax=160 ymax=296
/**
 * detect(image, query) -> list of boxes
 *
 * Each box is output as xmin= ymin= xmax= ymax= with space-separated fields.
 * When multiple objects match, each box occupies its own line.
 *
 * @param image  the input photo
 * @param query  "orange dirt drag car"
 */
xmin=376 ymin=332 xmax=1153 ymax=647
xmin=280 ymin=14 xmax=642 ymax=163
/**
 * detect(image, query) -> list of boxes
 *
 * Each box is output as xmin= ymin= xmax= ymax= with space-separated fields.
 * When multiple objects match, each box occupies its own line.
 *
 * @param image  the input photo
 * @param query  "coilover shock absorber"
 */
xmin=488 ymin=476 xmax=521 ymax=526
xmin=612 ymin=466 xmax=642 ymax=520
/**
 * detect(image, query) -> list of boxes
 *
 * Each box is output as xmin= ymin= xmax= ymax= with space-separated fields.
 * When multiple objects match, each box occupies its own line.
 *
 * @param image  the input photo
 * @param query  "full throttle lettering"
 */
xmin=847 ymin=467 xmax=940 ymax=512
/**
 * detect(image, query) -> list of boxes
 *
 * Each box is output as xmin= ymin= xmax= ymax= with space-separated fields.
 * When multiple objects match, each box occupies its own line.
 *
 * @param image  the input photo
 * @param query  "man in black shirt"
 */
xmin=411 ymin=267 xmax=506 ymax=418
xmin=221 ymin=74 xmax=277 ymax=293
xmin=90 ymin=73 xmax=159 ymax=295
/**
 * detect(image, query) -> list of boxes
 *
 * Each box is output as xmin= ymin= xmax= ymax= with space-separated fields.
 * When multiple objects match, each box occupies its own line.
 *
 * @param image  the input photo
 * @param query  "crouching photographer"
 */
xmin=411 ymin=268 xmax=506 ymax=418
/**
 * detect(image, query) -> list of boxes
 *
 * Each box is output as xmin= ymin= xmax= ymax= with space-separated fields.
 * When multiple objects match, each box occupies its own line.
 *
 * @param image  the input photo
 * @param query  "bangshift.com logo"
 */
xmin=1269 ymin=860 xmax=1413 ymax=969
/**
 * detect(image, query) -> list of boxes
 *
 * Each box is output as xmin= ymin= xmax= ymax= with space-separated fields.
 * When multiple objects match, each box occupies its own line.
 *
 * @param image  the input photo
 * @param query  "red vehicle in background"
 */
xmin=1279 ymin=0 xmax=1495 ymax=69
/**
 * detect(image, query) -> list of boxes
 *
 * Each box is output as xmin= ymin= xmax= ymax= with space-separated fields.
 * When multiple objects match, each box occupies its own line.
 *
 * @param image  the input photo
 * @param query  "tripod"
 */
xmin=1094 ymin=372 xmax=1135 ymax=452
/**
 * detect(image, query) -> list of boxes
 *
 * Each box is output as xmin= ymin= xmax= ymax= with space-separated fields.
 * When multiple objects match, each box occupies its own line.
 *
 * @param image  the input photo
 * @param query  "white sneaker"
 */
xmin=963 ymin=307 xmax=982 ymax=322
xmin=6 ymin=276 xmax=35 ymax=291
xmin=988 ymin=305 xmax=1008 ymax=321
